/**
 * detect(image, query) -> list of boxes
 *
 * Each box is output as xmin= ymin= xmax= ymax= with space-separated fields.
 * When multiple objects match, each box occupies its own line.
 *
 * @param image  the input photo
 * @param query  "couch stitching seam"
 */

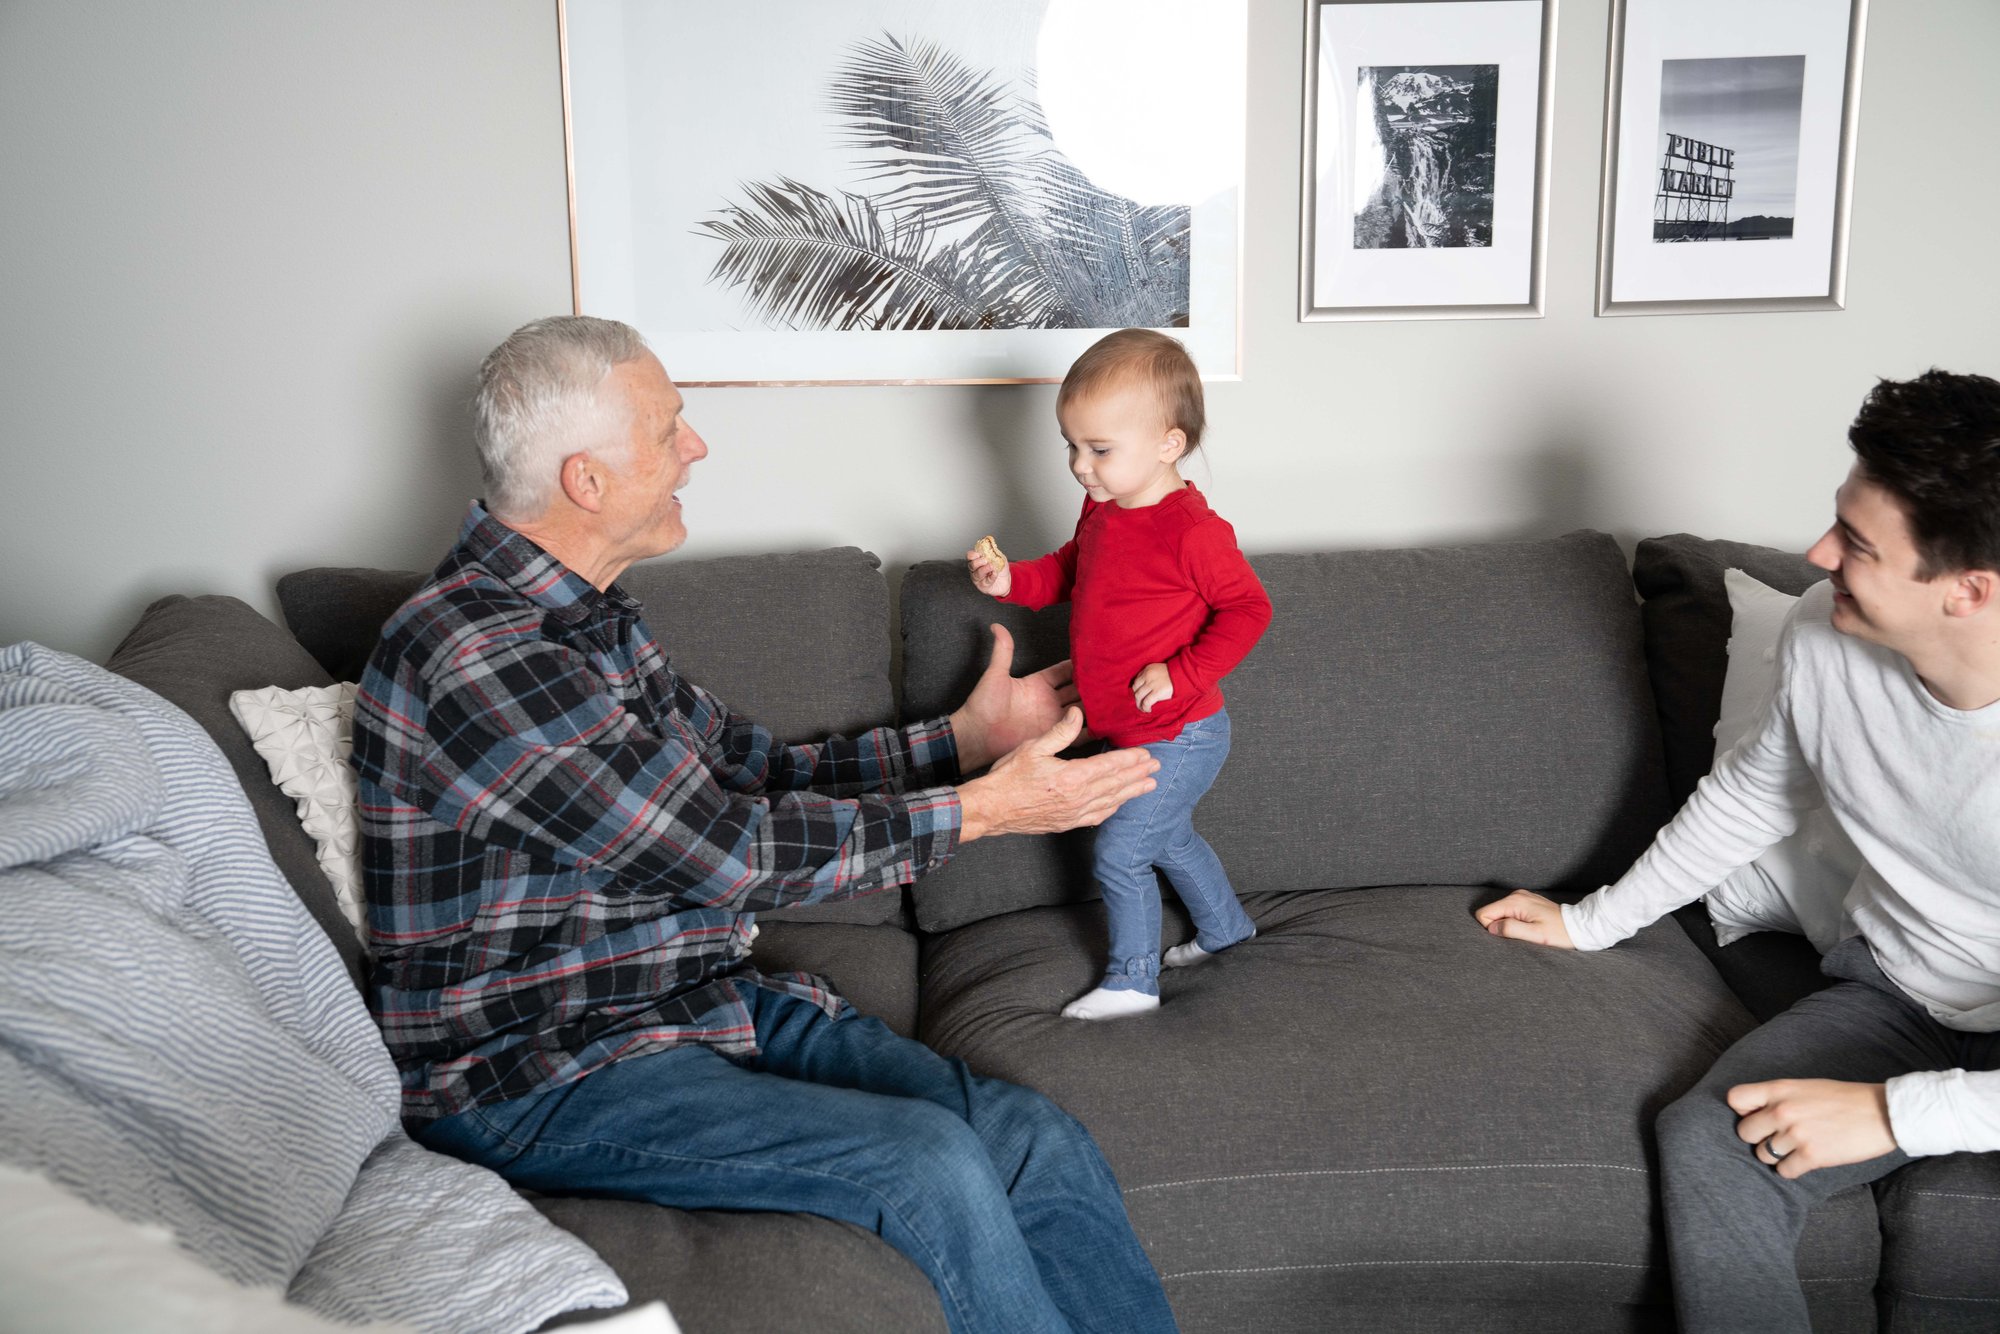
xmin=1908 ymin=1190 xmax=2000 ymax=1203
xmin=1126 ymin=1163 xmax=1647 ymax=1194
xmin=1161 ymin=1259 xmax=1648 ymax=1279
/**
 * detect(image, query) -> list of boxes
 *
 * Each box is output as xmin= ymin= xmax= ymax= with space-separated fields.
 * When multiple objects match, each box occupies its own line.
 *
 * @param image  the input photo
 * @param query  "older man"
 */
xmin=1478 ymin=370 xmax=2000 ymax=1331
xmin=351 ymin=316 xmax=1176 ymax=1334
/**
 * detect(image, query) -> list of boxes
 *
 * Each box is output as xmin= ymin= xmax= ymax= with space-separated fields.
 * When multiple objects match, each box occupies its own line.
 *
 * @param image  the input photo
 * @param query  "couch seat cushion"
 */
xmin=530 ymin=1196 xmax=944 ymax=1333
xmin=1874 ymin=1151 xmax=2000 ymax=1328
xmin=918 ymin=887 xmax=1880 ymax=1325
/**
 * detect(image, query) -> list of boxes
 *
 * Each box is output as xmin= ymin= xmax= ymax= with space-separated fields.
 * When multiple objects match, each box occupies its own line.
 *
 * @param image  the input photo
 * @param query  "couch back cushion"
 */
xmin=278 ymin=547 xmax=906 ymax=927
xmin=900 ymin=530 xmax=1673 ymax=933
xmin=103 ymin=595 xmax=365 ymax=986
xmin=1631 ymin=534 xmax=1826 ymax=810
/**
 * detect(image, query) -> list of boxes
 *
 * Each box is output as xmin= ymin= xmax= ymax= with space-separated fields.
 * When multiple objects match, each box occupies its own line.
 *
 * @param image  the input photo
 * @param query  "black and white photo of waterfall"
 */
xmin=1353 ymin=64 xmax=1498 ymax=249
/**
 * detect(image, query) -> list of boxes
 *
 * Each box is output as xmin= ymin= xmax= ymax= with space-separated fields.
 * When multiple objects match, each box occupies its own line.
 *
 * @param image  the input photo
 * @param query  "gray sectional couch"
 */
xmin=102 ymin=529 xmax=1999 ymax=1333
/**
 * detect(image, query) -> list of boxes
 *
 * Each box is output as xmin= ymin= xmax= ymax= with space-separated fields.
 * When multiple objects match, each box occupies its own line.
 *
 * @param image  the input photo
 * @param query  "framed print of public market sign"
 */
xmin=1595 ymin=0 xmax=1867 ymax=315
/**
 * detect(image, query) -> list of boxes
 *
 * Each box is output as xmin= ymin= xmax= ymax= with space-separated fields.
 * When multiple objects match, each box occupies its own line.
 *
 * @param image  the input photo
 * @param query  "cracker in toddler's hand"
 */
xmin=975 ymin=535 xmax=1008 ymax=571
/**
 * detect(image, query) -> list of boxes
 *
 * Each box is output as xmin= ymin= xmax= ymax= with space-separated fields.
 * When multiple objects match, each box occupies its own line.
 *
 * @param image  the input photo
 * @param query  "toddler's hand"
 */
xmin=1131 ymin=663 xmax=1173 ymax=712
xmin=965 ymin=537 xmax=1011 ymax=598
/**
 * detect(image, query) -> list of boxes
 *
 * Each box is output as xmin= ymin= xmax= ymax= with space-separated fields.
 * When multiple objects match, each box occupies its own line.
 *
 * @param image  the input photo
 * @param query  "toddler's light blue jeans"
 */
xmin=1094 ymin=709 xmax=1254 ymax=997
xmin=415 ymin=985 xmax=1176 ymax=1334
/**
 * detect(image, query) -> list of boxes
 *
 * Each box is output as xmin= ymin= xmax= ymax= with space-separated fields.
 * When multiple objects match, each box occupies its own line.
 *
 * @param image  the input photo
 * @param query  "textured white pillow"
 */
xmin=1702 ymin=569 xmax=1863 ymax=951
xmin=229 ymin=683 xmax=365 ymax=951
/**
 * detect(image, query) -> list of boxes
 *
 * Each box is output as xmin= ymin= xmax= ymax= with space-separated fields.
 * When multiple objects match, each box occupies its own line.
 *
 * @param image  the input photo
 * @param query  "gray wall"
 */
xmin=3 ymin=0 xmax=1997 ymax=663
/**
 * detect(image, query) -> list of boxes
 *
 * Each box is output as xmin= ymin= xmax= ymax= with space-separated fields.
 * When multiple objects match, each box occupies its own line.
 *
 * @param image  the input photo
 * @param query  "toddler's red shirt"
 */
xmin=1001 ymin=484 xmax=1271 ymax=747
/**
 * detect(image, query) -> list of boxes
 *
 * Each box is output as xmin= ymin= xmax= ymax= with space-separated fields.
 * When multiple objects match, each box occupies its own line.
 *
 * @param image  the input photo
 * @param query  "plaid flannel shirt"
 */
xmin=352 ymin=504 xmax=962 ymax=1123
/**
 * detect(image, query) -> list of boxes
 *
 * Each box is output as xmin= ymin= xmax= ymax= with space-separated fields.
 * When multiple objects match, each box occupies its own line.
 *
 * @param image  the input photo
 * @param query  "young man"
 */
xmin=1478 ymin=370 xmax=2000 ymax=1332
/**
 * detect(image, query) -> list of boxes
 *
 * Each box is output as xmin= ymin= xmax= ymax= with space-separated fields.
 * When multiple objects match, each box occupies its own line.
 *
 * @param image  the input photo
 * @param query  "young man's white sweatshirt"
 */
xmin=1563 ymin=580 xmax=2000 ymax=1157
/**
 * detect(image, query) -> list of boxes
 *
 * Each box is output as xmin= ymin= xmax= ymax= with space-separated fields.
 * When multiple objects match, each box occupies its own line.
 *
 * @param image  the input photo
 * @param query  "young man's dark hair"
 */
xmin=1848 ymin=369 xmax=2000 ymax=579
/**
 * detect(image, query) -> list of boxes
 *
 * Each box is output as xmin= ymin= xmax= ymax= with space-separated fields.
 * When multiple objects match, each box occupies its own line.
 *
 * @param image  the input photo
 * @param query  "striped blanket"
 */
xmin=0 ymin=643 xmax=625 ymax=1332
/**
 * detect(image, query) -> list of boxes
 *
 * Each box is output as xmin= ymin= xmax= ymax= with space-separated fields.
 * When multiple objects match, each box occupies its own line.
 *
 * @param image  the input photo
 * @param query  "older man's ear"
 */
xmin=558 ymin=452 xmax=608 ymax=513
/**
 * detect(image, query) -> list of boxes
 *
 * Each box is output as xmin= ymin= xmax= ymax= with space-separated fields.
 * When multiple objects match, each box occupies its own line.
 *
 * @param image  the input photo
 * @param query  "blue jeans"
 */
xmin=413 ymin=985 xmax=1176 ymax=1334
xmin=1093 ymin=709 xmax=1253 ymax=996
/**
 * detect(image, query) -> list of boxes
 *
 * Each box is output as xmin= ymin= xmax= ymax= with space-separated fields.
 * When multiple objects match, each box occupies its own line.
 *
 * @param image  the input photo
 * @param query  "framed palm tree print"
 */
xmin=558 ymin=0 xmax=1247 ymax=385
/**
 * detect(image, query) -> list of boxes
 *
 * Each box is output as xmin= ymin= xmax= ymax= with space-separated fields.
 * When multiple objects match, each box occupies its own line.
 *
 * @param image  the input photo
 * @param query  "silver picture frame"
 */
xmin=1594 ymin=0 xmax=1868 ymax=317
xmin=1299 ymin=0 xmax=1558 ymax=322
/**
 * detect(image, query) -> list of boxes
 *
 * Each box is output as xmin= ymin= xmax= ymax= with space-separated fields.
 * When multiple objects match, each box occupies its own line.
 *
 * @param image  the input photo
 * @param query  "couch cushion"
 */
xmin=917 ymin=888 xmax=1880 ymax=1325
xmin=901 ymin=531 xmax=1673 ymax=933
xmin=749 ymin=921 xmax=920 ymax=1040
xmin=279 ymin=548 xmax=909 ymax=928
xmin=530 ymin=1196 xmax=944 ymax=1333
xmin=1631 ymin=536 xmax=1835 ymax=1021
xmin=272 ymin=566 xmax=424 ymax=686
xmin=103 ymin=594 xmax=363 ymax=987
xmin=1873 ymin=1152 xmax=2000 ymax=1331
xmin=1667 ymin=904 xmax=1832 ymax=1025
xmin=1630 ymin=534 xmax=1826 ymax=811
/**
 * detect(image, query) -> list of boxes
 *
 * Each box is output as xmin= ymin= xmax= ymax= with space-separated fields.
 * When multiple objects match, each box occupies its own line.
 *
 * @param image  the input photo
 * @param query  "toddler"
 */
xmin=967 ymin=329 xmax=1272 ymax=1020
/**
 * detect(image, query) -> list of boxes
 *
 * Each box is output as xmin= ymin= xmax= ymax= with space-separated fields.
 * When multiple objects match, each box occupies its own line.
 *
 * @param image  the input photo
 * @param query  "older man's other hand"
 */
xmin=957 ymin=708 xmax=1157 ymax=842
xmin=1474 ymin=889 xmax=1576 ymax=948
xmin=948 ymin=624 xmax=1084 ymax=774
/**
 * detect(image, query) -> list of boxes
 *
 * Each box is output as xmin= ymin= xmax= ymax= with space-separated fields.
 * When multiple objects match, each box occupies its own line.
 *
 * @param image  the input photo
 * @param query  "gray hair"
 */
xmin=473 ymin=315 xmax=650 ymax=521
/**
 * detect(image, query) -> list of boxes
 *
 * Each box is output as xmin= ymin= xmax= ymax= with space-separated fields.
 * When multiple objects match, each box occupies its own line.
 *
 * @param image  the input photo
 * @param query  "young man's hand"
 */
xmin=1474 ymin=889 xmax=1576 ymax=948
xmin=1729 ymin=1079 xmax=1898 ymax=1179
xmin=966 ymin=542 xmax=1012 ymax=598
xmin=1131 ymin=663 xmax=1173 ymax=712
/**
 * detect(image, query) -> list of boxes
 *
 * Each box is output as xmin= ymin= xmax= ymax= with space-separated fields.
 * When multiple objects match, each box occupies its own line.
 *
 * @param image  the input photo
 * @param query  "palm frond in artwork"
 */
xmin=831 ymin=34 xmax=1039 ymax=229
xmin=693 ymin=177 xmax=1059 ymax=331
xmin=830 ymin=35 xmax=1083 ymax=320
xmin=695 ymin=30 xmax=1197 ymax=333
xmin=1032 ymin=157 xmax=1192 ymax=327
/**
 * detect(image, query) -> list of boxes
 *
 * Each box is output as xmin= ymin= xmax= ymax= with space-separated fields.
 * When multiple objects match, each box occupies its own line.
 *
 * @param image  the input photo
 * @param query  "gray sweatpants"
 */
xmin=1656 ymin=936 xmax=2000 ymax=1332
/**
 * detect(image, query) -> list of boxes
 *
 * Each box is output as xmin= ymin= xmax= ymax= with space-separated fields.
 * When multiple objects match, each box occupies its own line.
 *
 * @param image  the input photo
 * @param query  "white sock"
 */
xmin=1060 ymin=986 xmax=1160 ymax=1021
xmin=1163 ymin=928 xmax=1255 ymax=969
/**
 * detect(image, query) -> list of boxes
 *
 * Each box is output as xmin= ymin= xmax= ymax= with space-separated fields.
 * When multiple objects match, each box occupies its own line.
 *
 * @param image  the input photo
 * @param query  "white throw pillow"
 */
xmin=229 ymin=683 xmax=366 ymax=952
xmin=1702 ymin=569 xmax=1863 ymax=952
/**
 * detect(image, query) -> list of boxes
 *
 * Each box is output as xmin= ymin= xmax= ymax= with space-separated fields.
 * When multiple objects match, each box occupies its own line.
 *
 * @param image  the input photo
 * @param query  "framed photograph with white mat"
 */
xmin=1299 ymin=0 xmax=1557 ymax=322
xmin=558 ymin=0 xmax=1246 ymax=385
xmin=1594 ymin=0 xmax=1868 ymax=316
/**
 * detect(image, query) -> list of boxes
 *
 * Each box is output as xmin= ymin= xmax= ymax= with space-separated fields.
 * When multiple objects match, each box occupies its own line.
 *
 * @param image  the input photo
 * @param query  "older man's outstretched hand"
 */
xmin=949 ymin=624 xmax=1084 ymax=774
xmin=957 ymin=707 xmax=1158 ymax=843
